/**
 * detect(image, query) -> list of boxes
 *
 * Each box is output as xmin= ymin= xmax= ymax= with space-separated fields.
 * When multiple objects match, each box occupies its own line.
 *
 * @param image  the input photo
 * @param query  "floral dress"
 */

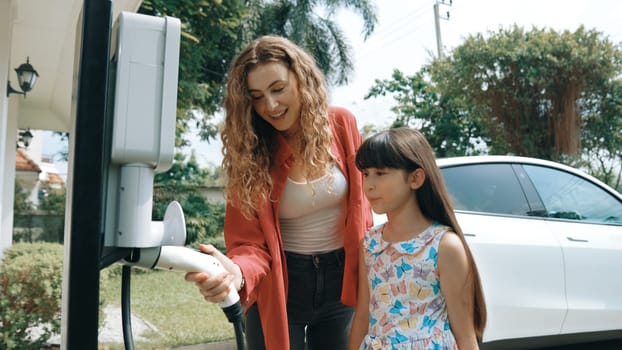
xmin=360 ymin=222 xmax=459 ymax=350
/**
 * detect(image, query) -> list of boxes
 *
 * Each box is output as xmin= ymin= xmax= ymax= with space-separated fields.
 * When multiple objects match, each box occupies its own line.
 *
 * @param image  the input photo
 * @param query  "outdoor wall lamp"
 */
xmin=17 ymin=129 xmax=34 ymax=149
xmin=6 ymin=57 xmax=39 ymax=97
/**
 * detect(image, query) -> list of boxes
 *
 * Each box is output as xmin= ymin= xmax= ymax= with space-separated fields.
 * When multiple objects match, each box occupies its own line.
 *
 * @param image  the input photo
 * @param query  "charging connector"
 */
xmin=121 ymin=244 xmax=246 ymax=349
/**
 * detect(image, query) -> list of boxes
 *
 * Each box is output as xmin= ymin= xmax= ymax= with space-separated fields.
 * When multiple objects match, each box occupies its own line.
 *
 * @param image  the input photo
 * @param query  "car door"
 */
xmin=441 ymin=163 xmax=567 ymax=343
xmin=522 ymin=164 xmax=622 ymax=334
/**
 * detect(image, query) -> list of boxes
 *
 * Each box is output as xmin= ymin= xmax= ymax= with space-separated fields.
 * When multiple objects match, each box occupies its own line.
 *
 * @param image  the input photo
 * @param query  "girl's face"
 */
xmin=362 ymin=167 xmax=419 ymax=215
xmin=247 ymin=61 xmax=302 ymax=135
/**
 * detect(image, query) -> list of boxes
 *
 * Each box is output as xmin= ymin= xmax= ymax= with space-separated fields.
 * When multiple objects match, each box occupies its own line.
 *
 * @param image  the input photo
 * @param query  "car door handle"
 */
xmin=464 ymin=233 xmax=476 ymax=237
xmin=566 ymin=236 xmax=588 ymax=242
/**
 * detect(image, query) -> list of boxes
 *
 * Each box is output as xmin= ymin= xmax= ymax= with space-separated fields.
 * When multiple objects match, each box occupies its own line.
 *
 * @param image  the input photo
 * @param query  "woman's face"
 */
xmin=247 ymin=61 xmax=302 ymax=135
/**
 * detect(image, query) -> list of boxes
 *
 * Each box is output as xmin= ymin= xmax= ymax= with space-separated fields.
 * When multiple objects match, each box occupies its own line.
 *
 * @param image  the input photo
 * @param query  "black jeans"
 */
xmin=245 ymin=248 xmax=354 ymax=350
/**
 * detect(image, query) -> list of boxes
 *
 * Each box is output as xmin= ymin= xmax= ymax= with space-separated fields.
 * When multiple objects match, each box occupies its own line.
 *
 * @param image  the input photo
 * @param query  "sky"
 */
xmin=46 ymin=0 xmax=622 ymax=170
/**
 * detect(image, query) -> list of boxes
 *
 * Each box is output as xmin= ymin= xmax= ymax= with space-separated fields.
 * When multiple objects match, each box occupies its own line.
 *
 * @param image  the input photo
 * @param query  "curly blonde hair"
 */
xmin=221 ymin=35 xmax=334 ymax=218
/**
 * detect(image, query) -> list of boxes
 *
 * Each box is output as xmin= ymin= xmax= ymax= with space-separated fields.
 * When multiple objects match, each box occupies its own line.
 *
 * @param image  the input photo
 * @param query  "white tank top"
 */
xmin=279 ymin=166 xmax=347 ymax=254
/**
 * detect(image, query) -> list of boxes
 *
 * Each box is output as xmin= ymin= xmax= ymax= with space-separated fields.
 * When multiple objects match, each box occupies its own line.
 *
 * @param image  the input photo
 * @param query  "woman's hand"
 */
xmin=184 ymin=244 xmax=244 ymax=304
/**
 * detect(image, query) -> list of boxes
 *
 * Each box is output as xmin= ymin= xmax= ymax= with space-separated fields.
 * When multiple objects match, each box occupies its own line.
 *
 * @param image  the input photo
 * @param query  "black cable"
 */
xmin=222 ymin=302 xmax=246 ymax=350
xmin=121 ymin=265 xmax=135 ymax=350
xmin=121 ymin=262 xmax=245 ymax=350
xmin=233 ymin=319 xmax=246 ymax=350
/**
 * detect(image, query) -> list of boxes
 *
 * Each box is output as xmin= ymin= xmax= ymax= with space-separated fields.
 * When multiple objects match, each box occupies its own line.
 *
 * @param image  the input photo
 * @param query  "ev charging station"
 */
xmin=63 ymin=5 xmax=242 ymax=349
xmin=103 ymin=11 xmax=184 ymax=250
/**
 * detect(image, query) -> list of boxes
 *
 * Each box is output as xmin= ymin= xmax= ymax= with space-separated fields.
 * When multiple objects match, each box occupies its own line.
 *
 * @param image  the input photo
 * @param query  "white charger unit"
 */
xmin=111 ymin=11 xmax=179 ymax=171
xmin=104 ymin=12 xmax=182 ymax=248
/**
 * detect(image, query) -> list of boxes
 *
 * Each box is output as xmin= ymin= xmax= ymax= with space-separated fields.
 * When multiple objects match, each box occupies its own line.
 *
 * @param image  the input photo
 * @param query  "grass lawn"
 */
xmin=99 ymin=268 xmax=235 ymax=349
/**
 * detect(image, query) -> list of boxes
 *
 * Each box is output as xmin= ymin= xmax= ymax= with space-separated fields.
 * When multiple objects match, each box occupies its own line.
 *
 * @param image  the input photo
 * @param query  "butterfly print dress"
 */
xmin=360 ymin=222 xmax=459 ymax=350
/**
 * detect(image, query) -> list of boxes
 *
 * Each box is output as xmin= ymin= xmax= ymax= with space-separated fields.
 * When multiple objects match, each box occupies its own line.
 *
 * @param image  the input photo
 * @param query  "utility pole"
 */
xmin=433 ymin=0 xmax=452 ymax=58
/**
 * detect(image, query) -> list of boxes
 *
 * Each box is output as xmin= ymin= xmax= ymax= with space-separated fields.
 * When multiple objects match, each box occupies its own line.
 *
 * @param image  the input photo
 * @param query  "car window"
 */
xmin=441 ymin=163 xmax=531 ymax=215
xmin=523 ymin=164 xmax=622 ymax=224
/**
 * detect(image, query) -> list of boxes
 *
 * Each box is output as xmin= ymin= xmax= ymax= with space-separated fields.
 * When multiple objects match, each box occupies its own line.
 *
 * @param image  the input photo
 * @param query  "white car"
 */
xmin=372 ymin=155 xmax=622 ymax=349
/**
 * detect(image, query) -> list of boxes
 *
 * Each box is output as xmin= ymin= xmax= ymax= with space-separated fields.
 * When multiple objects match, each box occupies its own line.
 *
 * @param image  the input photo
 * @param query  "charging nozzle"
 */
xmin=123 ymin=245 xmax=240 ymax=308
xmin=155 ymin=246 xmax=240 ymax=307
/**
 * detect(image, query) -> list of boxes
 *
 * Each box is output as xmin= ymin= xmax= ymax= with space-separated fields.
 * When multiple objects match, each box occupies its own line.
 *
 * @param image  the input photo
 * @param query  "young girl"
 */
xmin=349 ymin=127 xmax=486 ymax=350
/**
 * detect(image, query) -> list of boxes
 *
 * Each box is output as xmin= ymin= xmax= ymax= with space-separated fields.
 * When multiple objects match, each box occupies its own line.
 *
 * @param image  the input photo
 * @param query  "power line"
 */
xmin=357 ymin=5 xmax=431 ymax=56
xmin=364 ymin=20 xmax=433 ymax=56
xmin=365 ymin=4 xmax=429 ymax=43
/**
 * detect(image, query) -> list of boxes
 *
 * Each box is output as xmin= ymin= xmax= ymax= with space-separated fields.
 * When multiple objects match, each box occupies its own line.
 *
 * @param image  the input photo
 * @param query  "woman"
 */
xmin=185 ymin=35 xmax=373 ymax=350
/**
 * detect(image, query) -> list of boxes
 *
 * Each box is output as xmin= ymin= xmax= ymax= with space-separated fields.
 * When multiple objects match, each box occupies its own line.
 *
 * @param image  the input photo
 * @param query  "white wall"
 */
xmin=0 ymin=0 xmax=16 ymax=260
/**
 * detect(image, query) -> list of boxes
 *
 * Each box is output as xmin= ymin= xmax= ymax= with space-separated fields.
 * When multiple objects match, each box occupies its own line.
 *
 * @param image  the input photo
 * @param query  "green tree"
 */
xmin=38 ymin=183 xmax=66 ymax=215
xmin=251 ymin=0 xmax=377 ymax=85
xmin=429 ymin=25 xmax=622 ymax=160
xmin=139 ymin=0 xmax=251 ymax=145
xmin=580 ymin=78 xmax=622 ymax=191
xmin=371 ymin=25 xmax=622 ymax=189
xmin=37 ymin=183 xmax=66 ymax=243
xmin=365 ymin=68 xmax=487 ymax=157
xmin=13 ymin=182 xmax=34 ymax=214
xmin=13 ymin=183 xmax=36 ymax=243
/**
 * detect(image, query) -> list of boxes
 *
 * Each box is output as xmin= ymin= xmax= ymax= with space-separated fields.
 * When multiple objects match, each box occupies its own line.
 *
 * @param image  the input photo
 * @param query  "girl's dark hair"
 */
xmin=355 ymin=127 xmax=487 ymax=337
xmin=355 ymin=127 xmax=452 ymax=227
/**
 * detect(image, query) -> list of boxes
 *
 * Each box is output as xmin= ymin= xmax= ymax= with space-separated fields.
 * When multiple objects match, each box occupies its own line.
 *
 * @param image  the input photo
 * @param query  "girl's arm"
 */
xmin=348 ymin=240 xmax=370 ymax=350
xmin=438 ymin=232 xmax=480 ymax=350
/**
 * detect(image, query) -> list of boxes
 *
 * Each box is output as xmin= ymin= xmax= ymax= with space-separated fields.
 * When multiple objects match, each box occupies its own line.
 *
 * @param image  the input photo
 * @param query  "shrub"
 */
xmin=0 ymin=242 xmax=63 ymax=350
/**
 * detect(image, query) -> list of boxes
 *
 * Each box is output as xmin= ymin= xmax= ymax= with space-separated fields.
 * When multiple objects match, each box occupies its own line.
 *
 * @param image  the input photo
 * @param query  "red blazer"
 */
xmin=223 ymin=106 xmax=373 ymax=349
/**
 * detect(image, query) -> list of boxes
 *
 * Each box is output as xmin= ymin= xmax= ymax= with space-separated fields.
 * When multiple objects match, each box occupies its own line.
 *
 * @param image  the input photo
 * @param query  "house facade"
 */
xmin=0 ymin=0 xmax=143 ymax=260
xmin=14 ymin=138 xmax=66 ymax=242
xmin=15 ymin=148 xmax=41 ymax=201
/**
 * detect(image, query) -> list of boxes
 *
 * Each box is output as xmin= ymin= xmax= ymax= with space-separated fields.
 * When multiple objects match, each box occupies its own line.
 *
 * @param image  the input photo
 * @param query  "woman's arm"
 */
xmin=348 ymin=240 xmax=370 ymax=350
xmin=185 ymin=202 xmax=272 ymax=304
xmin=438 ymin=232 xmax=480 ymax=350
xmin=222 ymin=202 xmax=271 ymax=302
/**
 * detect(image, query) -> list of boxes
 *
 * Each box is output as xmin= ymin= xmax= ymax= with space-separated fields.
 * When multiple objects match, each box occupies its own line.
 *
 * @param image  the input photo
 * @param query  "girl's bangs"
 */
xmin=356 ymin=135 xmax=401 ymax=169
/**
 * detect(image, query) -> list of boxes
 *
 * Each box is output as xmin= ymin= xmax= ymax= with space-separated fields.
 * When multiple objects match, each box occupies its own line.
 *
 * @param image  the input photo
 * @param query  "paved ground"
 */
xmin=44 ymin=304 xmax=237 ymax=350
xmin=99 ymin=305 xmax=237 ymax=349
xmin=98 ymin=305 xmax=159 ymax=343
xmin=172 ymin=341 xmax=237 ymax=350
xmin=44 ymin=308 xmax=622 ymax=350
